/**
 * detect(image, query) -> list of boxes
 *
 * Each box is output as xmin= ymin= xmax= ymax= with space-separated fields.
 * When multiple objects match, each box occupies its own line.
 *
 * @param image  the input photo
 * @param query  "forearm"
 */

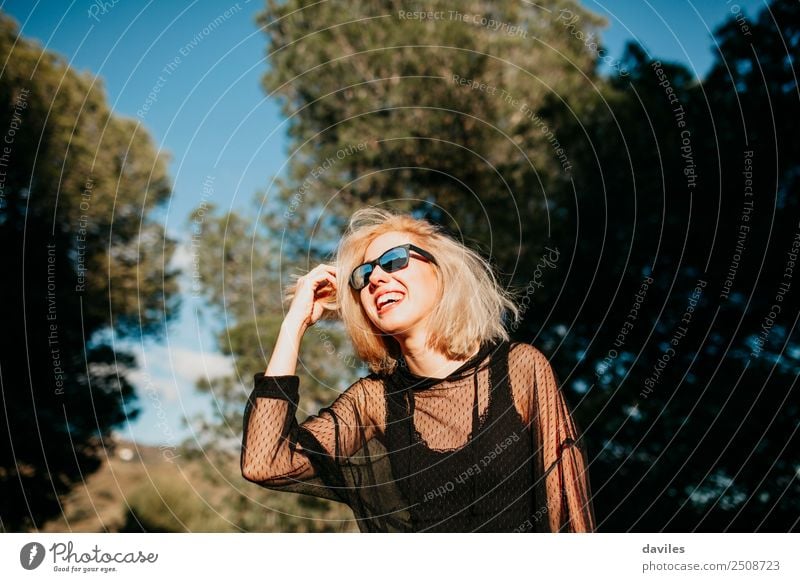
xmin=241 ymin=374 xmax=315 ymax=484
xmin=265 ymin=316 xmax=307 ymax=376
xmin=563 ymin=444 xmax=595 ymax=532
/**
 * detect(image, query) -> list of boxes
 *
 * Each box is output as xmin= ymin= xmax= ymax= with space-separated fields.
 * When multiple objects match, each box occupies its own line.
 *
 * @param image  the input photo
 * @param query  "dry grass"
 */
xmin=40 ymin=442 xmax=186 ymax=533
xmin=39 ymin=440 xmax=360 ymax=533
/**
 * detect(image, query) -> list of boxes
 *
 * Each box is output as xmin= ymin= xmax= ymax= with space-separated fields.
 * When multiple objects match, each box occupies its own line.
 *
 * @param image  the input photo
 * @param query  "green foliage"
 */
xmin=187 ymin=202 xmax=362 ymax=445
xmin=0 ymin=12 xmax=179 ymax=530
xmin=257 ymin=0 xmax=606 ymax=266
xmin=537 ymin=2 xmax=800 ymax=530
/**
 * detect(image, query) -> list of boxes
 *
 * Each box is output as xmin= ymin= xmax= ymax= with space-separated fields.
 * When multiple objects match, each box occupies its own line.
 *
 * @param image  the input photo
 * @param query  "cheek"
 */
xmin=411 ymin=272 xmax=440 ymax=309
xmin=421 ymin=270 xmax=441 ymax=297
xmin=359 ymin=293 xmax=372 ymax=314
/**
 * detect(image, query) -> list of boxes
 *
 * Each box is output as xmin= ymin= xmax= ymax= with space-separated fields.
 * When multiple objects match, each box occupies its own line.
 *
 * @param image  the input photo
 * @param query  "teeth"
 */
xmin=377 ymin=292 xmax=403 ymax=309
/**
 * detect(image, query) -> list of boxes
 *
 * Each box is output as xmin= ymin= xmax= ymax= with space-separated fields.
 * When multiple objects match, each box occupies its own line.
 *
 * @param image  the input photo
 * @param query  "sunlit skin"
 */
xmin=358 ymin=231 xmax=479 ymax=378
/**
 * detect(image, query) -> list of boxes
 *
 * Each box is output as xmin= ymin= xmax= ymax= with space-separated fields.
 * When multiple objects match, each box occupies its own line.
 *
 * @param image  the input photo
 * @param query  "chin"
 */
xmin=372 ymin=321 xmax=406 ymax=336
xmin=375 ymin=316 xmax=429 ymax=339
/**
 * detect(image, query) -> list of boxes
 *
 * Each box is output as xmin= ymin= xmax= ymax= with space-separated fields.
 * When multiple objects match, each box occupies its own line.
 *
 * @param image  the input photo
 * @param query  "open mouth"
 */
xmin=376 ymin=292 xmax=404 ymax=314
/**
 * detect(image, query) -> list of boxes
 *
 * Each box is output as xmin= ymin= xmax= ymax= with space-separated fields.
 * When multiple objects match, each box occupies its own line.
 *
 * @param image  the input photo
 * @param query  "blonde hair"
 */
xmin=287 ymin=208 xmax=522 ymax=374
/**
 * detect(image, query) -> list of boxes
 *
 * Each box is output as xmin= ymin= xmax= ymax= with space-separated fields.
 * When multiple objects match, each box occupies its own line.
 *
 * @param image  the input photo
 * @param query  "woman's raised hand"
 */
xmin=265 ymin=264 xmax=339 ymax=376
xmin=285 ymin=264 xmax=339 ymax=330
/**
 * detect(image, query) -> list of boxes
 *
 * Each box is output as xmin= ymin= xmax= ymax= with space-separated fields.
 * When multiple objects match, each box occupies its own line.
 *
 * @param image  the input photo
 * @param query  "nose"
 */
xmin=368 ymin=263 xmax=390 ymax=288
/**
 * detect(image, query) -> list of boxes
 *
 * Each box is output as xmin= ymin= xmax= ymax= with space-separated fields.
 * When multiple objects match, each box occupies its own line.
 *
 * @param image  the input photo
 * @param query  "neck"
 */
xmin=396 ymin=333 xmax=481 ymax=379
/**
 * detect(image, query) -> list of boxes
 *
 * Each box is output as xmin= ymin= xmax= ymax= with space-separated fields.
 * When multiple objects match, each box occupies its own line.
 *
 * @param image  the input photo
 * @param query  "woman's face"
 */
xmin=358 ymin=231 xmax=441 ymax=339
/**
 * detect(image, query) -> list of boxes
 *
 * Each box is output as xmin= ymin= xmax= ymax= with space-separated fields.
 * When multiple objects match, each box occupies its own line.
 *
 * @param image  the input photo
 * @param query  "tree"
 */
xmin=257 ymin=0 xmax=605 ymax=266
xmin=0 ymin=12 xmax=179 ymax=531
xmin=539 ymin=1 xmax=799 ymax=530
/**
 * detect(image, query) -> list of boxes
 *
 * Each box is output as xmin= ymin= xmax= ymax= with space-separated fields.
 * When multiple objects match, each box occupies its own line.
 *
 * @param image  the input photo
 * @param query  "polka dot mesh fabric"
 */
xmin=241 ymin=339 xmax=596 ymax=532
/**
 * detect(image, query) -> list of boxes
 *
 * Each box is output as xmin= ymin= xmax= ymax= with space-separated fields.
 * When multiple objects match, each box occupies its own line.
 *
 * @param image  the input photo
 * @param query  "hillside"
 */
xmin=38 ymin=439 xmax=359 ymax=533
xmin=40 ymin=441 xmax=188 ymax=532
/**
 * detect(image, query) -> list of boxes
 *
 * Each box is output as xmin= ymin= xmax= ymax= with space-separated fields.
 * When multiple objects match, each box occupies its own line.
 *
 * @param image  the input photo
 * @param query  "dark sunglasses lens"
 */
xmin=379 ymin=247 xmax=409 ymax=273
xmin=352 ymin=264 xmax=371 ymax=289
xmin=351 ymin=247 xmax=411 ymax=289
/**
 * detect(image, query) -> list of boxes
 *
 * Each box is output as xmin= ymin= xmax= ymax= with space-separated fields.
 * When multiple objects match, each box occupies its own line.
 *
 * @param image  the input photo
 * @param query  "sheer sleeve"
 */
xmin=240 ymin=373 xmax=382 ymax=501
xmin=509 ymin=343 xmax=597 ymax=532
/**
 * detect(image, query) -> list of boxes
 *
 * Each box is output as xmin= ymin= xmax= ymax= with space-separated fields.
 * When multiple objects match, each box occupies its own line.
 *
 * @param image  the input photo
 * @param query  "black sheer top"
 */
xmin=241 ymin=340 xmax=595 ymax=532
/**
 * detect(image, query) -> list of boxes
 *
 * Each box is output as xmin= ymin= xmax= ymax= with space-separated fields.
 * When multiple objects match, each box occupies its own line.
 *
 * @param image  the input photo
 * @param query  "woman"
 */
xmin=241 ymin=208 xmax=595 ymax=532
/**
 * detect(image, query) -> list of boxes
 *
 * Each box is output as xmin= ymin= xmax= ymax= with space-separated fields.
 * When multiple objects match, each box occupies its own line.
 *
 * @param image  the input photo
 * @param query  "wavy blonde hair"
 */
xmin=287 ymin=208 xmax=521 ymax=374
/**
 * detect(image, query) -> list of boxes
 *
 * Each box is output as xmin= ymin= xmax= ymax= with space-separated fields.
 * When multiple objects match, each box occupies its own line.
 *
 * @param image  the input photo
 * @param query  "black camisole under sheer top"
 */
xmin=241 ymin=339 xmax=596 ymax=532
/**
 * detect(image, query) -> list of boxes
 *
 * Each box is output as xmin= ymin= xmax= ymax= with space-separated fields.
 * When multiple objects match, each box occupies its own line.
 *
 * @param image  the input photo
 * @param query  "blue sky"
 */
xmin=2 ymin=0 xmax=767 ymax=446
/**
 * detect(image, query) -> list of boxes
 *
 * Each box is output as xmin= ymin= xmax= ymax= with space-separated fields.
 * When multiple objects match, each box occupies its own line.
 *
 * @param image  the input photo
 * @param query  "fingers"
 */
xmin=300 ymin=264 xmax=339 ymax=287
xmin=295 ymin=267 xmax=338 ymax=303
xmin=286 ymin=265 xmax=340 ymax=328
xmin=316 ymin=273 xmax=337 ymax=296
xmin=311 ymin=263 xmax=336 ymax=272
xmin=317 ymin=265 xmax=337 ymax=281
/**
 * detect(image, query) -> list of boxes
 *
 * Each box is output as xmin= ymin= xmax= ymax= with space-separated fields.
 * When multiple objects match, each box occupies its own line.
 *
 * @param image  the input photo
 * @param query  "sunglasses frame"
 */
xmin=349 ymin=243 xmax=438 ymax=290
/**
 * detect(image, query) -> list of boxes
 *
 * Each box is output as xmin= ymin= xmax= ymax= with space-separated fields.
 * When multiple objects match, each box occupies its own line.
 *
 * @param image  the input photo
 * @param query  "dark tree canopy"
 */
xmin=0 ymin=12 xmax=179 ymax=531
xmin=530 ymin=1 xmax=800 ymax=531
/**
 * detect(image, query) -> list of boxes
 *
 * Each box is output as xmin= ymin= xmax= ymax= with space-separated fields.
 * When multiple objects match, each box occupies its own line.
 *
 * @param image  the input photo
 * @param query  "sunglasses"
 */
xmin=349 ymin=243 xmax=438 ymax=290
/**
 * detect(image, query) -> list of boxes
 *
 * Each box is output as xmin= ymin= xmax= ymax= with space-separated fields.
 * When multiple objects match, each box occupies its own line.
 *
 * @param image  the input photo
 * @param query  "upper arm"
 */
xmin=508 ymin=341 xmax=571 ymax=442
xmin=299 ymin=377 xmax=385 ymax=462
xmin=241 ymin=375 xmax=385 ymax=486
xmin=508 ymin=342 xmax=538 ymax=427
xmin=508 ymin=342 xmax=595 ymax=532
